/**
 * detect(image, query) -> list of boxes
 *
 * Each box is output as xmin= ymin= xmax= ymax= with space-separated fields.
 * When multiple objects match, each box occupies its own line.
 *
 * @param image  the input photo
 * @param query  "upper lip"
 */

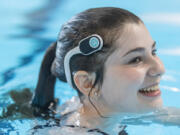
xmin=139 ymin=83 xmax=159 ymax=90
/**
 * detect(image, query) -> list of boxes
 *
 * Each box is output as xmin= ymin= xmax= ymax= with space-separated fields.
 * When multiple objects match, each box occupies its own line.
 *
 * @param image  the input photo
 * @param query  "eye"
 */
xmin=128 ymin=56 xmax=142 ymax=64
xmin=152 ymin=49 xmax=157 ymax=56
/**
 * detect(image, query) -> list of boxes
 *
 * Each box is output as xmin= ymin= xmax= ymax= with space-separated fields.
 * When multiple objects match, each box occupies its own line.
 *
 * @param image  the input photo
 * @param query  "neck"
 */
xmin=65 ymin=97 xmax=124 ymax=134
xmin=77 ymin=102 xmax=122 ymax=134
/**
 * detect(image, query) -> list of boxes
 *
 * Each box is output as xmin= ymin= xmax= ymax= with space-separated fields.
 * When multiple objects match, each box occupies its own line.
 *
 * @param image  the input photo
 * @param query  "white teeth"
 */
xmin=139 ymin=85 xmax=159 ymax=92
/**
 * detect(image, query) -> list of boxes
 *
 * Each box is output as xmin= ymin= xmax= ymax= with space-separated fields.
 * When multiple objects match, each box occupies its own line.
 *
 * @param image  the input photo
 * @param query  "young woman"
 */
xmin=31 ymin=7 xmax=180 ymax=135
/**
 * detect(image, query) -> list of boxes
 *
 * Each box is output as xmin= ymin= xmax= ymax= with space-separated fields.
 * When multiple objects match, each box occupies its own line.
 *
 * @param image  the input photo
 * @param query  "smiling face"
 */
xmin=99 ymin=23 xmax=165 ymax=114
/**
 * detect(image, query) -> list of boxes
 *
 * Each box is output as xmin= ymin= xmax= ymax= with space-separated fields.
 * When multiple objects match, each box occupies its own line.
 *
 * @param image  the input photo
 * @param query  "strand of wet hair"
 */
xmin=88 ymin=86 xmax=109 ymax=118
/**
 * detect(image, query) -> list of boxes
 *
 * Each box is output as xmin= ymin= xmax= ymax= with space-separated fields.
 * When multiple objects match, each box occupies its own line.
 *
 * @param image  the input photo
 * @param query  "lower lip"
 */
xmin=138 ymin=89 xmax=161 ymax=97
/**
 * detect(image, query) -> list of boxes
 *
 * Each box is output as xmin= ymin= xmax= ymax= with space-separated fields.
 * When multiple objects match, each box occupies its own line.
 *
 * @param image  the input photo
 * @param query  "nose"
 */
xmin=148 ymin=56 xmax=165 ymax=77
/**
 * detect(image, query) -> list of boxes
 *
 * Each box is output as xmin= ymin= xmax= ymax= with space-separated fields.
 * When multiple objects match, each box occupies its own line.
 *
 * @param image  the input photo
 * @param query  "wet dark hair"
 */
xmin=52 ymin=7 xmax=142 ymax=101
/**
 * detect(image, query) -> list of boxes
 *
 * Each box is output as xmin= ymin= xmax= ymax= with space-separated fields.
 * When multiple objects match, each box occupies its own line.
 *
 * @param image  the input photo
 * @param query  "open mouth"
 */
xmin=138 ymin=84 xmax=161 ymax=97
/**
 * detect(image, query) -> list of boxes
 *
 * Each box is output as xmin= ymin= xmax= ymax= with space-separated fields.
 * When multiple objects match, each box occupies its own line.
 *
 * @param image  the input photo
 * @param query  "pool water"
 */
xmin=0 ymin=0 xmax=180 ymax=134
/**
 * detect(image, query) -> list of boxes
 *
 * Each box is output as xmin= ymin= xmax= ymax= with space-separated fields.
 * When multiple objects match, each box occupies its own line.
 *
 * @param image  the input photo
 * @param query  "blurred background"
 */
xmin=0 ymin=0 xmax=180 ymax=134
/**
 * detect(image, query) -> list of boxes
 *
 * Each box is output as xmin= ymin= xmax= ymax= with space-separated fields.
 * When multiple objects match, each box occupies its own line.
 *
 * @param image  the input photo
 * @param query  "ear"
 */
xmin=73 ymin=71 xmax=96 ymax=96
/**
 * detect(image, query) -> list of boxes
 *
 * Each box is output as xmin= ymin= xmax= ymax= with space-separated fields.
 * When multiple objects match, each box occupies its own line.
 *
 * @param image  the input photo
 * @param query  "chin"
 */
xmin=136 ymin=91 xmax=163 ymax=112
xmin=144 ymin=97 xmax=163 ymax=112
xmin=131 ymin=98 xmax=163 ymax=114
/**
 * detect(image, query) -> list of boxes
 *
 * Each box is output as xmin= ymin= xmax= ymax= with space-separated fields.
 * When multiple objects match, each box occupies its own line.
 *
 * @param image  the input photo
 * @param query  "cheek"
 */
xmin=121 ymin=67 xmax=145 ymax=89
xmin=100 ymin=66 xmax=146 ymax=109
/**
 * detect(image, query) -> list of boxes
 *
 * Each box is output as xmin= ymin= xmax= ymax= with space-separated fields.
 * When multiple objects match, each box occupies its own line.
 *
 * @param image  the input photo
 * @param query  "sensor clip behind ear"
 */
xmin=62 ymin=34 xmax=103 ymax=88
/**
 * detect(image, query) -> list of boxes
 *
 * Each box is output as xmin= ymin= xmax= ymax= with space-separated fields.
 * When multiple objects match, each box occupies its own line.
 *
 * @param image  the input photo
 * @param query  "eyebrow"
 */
xmin=123 ymin=41 xmax=156 ymax=57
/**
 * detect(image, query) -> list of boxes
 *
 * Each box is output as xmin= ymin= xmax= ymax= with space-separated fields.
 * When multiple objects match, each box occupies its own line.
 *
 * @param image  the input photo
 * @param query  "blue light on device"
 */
xmin=89 ymin=37 xmax=100 ymax=48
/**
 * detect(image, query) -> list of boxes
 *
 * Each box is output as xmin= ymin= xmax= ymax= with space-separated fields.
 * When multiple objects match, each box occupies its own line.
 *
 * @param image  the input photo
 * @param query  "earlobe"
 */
xmin=73 ymin=71 xmax=96 ymax=96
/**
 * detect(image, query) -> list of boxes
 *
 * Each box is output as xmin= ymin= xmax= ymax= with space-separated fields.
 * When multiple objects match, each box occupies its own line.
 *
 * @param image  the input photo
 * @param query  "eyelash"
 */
xmin=152 ymin=49 xmax=157 ymax=56
xmin=128 ymin=56 xmax=142 ymax=64
xmin=128 ymin=49 xmax=157 ymax=64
